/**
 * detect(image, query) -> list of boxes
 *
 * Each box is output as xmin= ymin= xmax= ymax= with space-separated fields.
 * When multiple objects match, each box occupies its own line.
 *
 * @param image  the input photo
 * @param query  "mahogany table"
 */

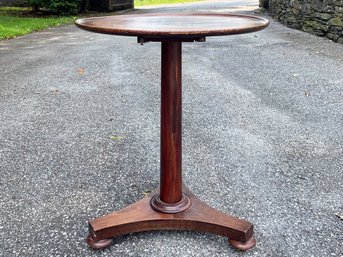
xmin=75 ymin=13 xmax=269 ymax=251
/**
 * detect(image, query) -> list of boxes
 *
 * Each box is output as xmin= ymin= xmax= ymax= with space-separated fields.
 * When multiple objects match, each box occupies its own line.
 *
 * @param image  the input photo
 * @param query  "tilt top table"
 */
xmin=75 ymin=13 xmax=269 ymax=251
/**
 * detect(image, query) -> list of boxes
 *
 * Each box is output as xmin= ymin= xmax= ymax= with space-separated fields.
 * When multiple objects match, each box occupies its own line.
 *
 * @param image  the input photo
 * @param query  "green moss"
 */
xmin=328 ymin=17 xmax=343 ymax=27
xmin=315 ymin=12 xmax=332 ymax=21
xmin=303 ymin=20 xmax=328 ymax=34
xmin=290 ymin=7 xmax=300 ymax=15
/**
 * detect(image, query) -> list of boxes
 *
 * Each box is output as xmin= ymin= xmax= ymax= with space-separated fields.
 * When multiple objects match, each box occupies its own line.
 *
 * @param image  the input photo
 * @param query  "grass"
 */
xmin=0 ymin=0 xmax=201 ymax=40
xmin=0 ymin=7 xmax=76 ymax=40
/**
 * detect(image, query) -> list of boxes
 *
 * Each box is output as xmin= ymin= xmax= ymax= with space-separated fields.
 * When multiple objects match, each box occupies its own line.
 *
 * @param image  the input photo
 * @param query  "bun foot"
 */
xmin=87 ymin=234 xmax=112 ymax=250
xmin=228 ymin=237 xmax=256 ymax=251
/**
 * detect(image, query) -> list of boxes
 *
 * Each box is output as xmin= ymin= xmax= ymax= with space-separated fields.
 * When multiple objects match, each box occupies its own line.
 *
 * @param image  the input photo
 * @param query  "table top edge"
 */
xmin=75 ymin=12 xmax=270 ymax=39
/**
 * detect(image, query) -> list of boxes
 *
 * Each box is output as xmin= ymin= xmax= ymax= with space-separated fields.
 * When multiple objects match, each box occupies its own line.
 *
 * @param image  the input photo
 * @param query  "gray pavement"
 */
xmin=0 ymin=0 xmax=343 ymax=256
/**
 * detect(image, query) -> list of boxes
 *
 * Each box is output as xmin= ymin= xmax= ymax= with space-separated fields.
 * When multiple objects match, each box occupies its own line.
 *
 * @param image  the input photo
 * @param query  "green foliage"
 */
xmin=49 ymin=0 xmax=80 ymax=14
xmin=27 ymin=0 xmax=50 ymax=10
xmin=27 ymin=0 xmax=81 ymax=14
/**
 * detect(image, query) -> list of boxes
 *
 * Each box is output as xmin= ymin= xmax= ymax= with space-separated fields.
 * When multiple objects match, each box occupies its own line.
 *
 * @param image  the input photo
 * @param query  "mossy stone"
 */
xmin=329 ymin=17 xmax=343 ymax=26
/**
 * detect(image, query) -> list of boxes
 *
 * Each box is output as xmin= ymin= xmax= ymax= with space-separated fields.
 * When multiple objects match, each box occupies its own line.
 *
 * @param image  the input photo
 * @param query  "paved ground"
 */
xmin=0 ymin=0 xmax=342 ymax=256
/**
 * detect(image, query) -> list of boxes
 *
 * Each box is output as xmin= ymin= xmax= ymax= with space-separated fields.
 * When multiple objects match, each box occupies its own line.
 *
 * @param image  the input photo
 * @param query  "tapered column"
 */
xmin=160 ymin=41 xmax=182 ymax=203
xmin=150 ymin=41 xmax=191 ymax=213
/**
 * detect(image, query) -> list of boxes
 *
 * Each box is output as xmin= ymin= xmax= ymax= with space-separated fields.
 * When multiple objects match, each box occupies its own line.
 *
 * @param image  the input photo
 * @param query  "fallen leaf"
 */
xmin=110 ymin=136 xmax=123 ymax=140
xmin=78 ymin=68 xmax=85 ymax=75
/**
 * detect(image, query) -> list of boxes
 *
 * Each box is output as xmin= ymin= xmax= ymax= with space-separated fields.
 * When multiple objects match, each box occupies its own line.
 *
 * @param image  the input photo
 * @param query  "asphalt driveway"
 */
xmin=0 ymin=1 xmax=342 ymax=256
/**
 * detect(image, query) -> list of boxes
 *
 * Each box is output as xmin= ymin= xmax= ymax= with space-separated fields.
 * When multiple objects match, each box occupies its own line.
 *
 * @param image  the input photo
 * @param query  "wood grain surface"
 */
xmin=75 ymin=13 xmax=269 ymax=39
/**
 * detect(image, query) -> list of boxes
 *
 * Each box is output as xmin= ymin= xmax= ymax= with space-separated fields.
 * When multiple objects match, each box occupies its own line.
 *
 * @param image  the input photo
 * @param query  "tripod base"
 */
xmin=87 ymin=185 xmax=255 ymax=251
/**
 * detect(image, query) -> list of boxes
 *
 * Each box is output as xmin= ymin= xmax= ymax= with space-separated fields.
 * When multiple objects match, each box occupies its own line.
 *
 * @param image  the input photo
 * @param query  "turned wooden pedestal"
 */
xmin=75 ymin=13 xmax=269 ymax=252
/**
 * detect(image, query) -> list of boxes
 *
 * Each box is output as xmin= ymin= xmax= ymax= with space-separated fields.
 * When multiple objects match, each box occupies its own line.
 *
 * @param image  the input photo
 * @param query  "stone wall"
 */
xmin=267 ymin=0 xmax=343 ymax=43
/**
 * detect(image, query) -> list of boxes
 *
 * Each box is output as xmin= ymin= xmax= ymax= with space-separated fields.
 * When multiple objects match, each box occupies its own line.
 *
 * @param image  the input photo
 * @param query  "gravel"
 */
xmin=0 ymin=1 xmax=342 ymax=256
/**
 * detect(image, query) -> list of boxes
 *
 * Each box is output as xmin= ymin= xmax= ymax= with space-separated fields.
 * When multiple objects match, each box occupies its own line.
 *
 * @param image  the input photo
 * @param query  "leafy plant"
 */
xmin=28 ymin=0 xmax=50 ymax=11
xmin=27 ymin=0 xmax=84 ymax=15
xmin=49 ymin=0 xmax=80 ymax=14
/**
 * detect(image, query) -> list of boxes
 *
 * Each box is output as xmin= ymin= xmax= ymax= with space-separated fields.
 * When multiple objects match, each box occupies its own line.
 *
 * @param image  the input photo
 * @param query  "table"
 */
xmin=75 ymin=13 xmax=269 ymax=251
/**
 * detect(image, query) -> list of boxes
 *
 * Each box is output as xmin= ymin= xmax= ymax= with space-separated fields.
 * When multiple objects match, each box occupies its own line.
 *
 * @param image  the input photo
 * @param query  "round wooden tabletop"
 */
xmin=75 ymin=13 xmax=269 ymax=40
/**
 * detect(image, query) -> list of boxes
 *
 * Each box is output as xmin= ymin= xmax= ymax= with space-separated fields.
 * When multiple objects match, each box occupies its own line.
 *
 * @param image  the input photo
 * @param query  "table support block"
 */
xmin=87 ymin=185 xmax=255 ymax=251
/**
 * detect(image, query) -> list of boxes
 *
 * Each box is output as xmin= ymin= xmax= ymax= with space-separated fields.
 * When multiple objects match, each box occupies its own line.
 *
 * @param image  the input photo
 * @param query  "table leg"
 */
xmin=86 ymin=41 xmax=256 ymax=251
xmin=150 ymin=41 xmax=191 ymax=213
